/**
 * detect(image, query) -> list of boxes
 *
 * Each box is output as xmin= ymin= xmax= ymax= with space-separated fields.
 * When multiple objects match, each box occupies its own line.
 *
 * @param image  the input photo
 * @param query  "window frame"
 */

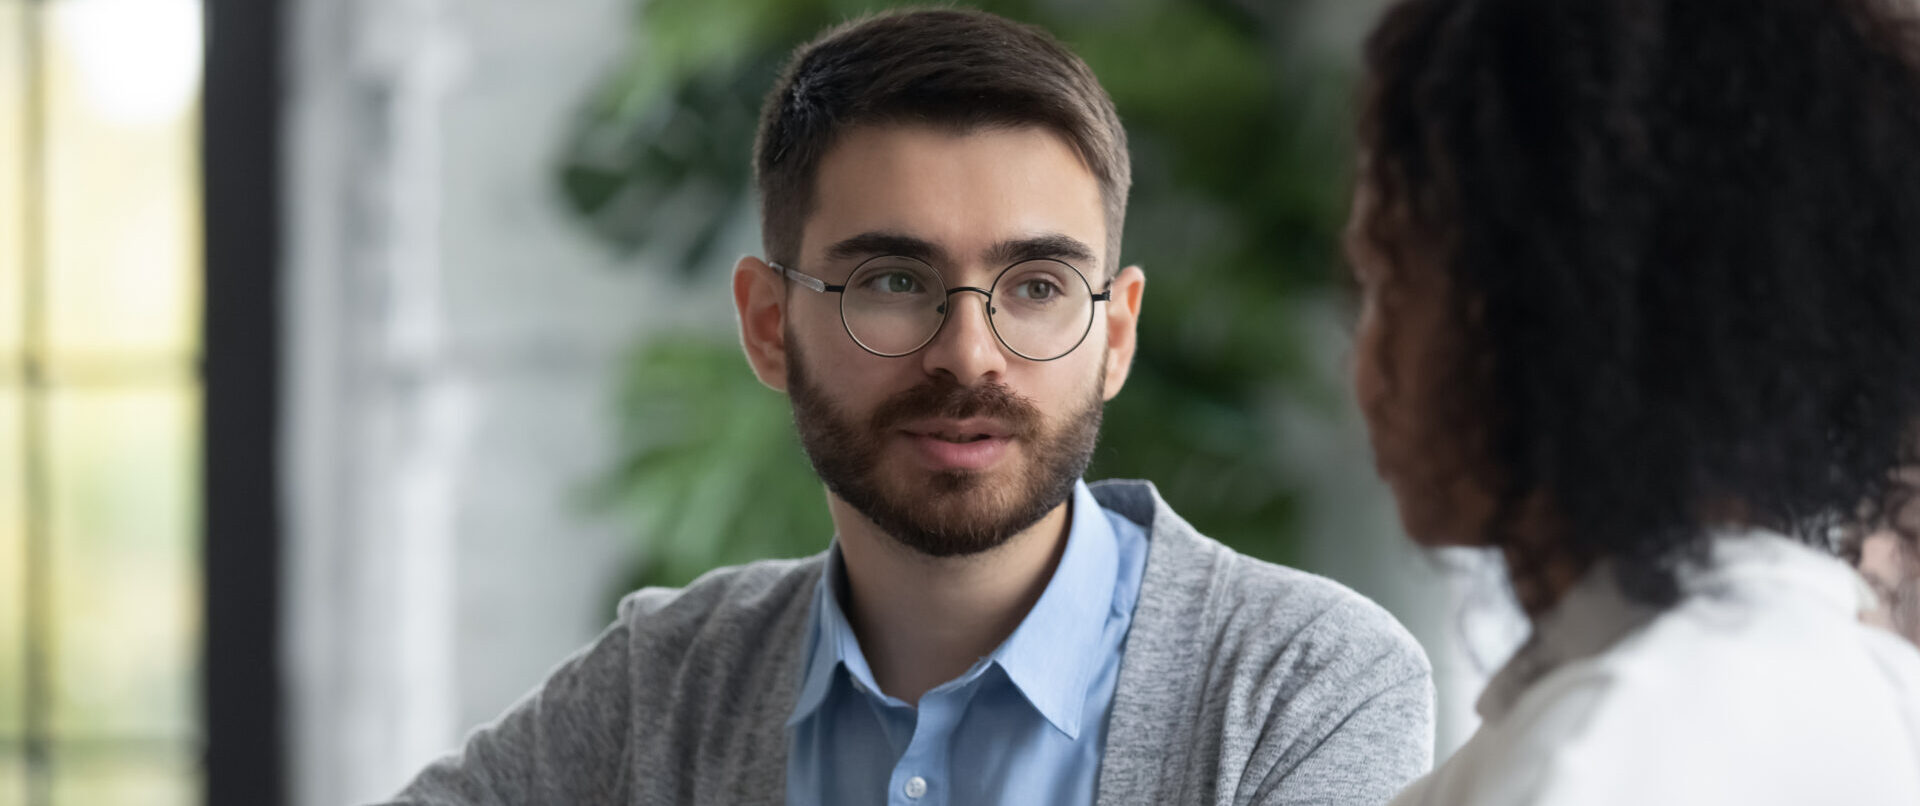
xmin=201 ymin=0 xmax=285 ymax=802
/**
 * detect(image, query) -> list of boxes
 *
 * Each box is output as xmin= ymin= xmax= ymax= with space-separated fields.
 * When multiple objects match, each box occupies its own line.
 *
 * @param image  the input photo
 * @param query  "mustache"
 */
xmin=869 ymin=376 xmax=1042 ymax=436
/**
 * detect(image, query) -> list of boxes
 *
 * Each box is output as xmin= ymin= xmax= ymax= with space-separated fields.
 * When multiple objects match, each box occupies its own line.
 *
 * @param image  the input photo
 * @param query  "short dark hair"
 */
xmin=1356 ymin=0 xmax=1920 ymax=606
xmin=754 ymin=7 xmax=1130 ymax=272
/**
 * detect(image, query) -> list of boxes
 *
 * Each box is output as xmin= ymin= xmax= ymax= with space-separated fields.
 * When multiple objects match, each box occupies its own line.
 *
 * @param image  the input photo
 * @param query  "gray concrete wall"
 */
xmin=281 ymin=0 xmax=714 ymax=802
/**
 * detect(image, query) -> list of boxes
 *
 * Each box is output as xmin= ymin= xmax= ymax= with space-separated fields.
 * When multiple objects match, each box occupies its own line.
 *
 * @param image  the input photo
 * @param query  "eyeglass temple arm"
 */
xmin=769 ymin=262 xmax=844 ymax=294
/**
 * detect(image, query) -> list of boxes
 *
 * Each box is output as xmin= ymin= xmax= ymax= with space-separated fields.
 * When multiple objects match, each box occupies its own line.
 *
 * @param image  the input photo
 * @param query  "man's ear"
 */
xmin=1101 ymin=265 xmax=1145 ymax=401
xmin=733 ymin=255 xmax=790 ymax=391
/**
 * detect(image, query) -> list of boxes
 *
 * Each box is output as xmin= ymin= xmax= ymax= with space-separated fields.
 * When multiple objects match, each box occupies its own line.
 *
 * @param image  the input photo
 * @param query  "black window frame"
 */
xmin=202 ymin=0 xmax=285 ymax=802
xmin=7 ymin=0 xmax=277 ymax=801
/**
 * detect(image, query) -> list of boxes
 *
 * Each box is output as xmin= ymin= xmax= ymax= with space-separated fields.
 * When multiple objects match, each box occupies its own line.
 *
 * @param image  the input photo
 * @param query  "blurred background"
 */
xmin=0 ymin=0 xmax=1524 ymax=803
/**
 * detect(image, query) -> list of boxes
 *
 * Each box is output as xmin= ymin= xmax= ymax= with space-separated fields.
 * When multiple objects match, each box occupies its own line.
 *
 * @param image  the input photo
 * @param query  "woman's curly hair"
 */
xmin=1357 ymin=0 xmax=1920 ymax=607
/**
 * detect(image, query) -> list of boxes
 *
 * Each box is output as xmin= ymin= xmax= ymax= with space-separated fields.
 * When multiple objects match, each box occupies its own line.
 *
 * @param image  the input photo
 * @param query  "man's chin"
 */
xmin=860 ymin=476 xmax=1063 ymax=558
xmin=875 ymin=470 xmax=1012 ymax=518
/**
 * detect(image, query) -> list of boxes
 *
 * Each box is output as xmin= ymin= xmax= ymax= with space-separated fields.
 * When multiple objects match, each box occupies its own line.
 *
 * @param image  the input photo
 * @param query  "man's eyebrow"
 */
xmin=823 ymin=232 xmax=951 ymax=266
xmin=822 ymin=231 xmax=1098 ymax=271
xmin=985 ymin=233 xmax=1097 ymax=268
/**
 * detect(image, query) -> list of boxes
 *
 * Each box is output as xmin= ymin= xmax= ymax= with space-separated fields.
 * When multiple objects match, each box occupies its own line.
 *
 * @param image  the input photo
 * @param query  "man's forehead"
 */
xmin=799 ymin=122 xmax=1107 ymax=268
xmin=809 ymin=122 xmax=1096 ymax=190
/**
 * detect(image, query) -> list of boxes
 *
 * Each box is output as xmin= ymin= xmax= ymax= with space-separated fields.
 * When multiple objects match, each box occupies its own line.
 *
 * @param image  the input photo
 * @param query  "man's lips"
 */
xmin=896 ymin=418 xmax=1018 ymax=470
xmin=897 ymin=418 xmax=1015 ymax=442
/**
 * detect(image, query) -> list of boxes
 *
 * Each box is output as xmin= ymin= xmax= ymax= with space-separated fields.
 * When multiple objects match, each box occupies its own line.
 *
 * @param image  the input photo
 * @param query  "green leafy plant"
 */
xmin=569 ymin=0 xmax=1364 ymax=592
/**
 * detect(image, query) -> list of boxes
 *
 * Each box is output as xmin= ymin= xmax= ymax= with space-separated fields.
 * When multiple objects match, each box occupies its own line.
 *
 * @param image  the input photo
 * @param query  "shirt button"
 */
xmin=904 ymin=776 xmax=928 ymax=799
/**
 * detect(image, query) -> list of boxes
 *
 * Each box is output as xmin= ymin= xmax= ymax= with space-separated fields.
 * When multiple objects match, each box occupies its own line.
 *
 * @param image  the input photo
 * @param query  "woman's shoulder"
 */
xmin=1403 ymin=599 xmax=1920 ymax=806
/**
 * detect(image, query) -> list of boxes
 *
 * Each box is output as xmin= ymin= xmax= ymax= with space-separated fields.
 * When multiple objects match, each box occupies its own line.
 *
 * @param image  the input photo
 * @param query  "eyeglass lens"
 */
xmin=839 ymin=256 xmax=1096 ymax=360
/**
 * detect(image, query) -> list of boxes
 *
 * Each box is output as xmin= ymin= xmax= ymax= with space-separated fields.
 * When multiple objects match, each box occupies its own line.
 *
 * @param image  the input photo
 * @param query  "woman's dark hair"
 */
xmin=1357 ymin=0 xmax=1920 ymax=607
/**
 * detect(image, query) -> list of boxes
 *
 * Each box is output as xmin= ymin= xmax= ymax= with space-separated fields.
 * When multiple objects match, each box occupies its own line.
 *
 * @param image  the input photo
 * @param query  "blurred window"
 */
xmin=2 ymin=0 xmax=206 ymax=803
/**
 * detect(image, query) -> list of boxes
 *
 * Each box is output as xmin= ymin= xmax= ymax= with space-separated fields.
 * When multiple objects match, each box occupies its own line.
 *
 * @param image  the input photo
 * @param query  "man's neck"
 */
xmin=828 ymin=494 xmax=1075 ymax=704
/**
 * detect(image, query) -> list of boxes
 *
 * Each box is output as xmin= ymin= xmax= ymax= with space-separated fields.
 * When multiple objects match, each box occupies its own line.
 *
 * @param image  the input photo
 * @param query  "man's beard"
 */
xmin=787 ymin=344 xmax=1105 ymax=558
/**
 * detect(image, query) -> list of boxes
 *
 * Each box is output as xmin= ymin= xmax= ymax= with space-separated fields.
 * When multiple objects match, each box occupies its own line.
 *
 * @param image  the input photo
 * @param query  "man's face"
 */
xmin=780 ymin=124 xmax=1121 ymax=557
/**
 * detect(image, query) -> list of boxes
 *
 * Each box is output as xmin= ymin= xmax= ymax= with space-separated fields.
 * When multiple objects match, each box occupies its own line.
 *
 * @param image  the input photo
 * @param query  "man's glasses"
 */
xmin=771 ymin=254 xmax=1111 ymax=361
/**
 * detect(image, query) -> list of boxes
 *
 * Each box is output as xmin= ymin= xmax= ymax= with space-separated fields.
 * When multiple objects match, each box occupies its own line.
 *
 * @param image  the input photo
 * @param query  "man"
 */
xmin=388 ymin=9 xmax=1432 ymax=805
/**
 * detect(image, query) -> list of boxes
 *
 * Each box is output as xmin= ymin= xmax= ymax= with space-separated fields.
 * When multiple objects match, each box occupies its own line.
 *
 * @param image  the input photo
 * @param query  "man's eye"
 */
xmin=867 ymin=272 xmax=924 ymax=293
xmin=1015 ymin=279 xmax=1059 ymax=300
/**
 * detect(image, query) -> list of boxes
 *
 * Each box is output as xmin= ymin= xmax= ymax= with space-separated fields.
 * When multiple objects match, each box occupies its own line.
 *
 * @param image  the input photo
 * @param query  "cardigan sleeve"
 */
xmin=372 ymin=590 xmax=667 ymax=806
xmin=1233 ymin=595 xmax=1436 ymax=806
xmin=1249 ymin=667 xmax=1434 ymax=805
xmin=367 ymin=557 xmax=818 ymax=806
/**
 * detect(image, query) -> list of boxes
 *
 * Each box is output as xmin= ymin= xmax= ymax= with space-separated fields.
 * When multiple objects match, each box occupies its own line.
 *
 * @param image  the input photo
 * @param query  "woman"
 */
xmin=1859 ymin=526 xmax=1920 ymax=645
xmin=1347 ymin=0 xmax=1920 ymax=802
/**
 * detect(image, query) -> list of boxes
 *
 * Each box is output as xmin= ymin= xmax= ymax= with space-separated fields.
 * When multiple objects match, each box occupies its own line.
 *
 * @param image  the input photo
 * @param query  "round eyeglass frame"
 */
xmin=769 ymin=254 xmax=1113 ymax=361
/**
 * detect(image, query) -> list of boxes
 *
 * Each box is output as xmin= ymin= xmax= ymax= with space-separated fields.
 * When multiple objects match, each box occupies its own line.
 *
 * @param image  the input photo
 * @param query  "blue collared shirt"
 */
xmin=785 ymin=480 xmax=1149 ymax=806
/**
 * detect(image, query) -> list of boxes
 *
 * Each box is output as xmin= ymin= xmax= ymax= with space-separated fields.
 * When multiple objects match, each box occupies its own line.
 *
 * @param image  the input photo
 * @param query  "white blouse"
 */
xmin=1393 ymin=533 xmax=1920 ymax=805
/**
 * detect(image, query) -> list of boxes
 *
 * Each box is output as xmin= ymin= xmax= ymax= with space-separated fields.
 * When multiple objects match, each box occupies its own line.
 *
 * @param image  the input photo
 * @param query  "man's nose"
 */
xmin=919 ymin=288 xmax=1008 ymax=385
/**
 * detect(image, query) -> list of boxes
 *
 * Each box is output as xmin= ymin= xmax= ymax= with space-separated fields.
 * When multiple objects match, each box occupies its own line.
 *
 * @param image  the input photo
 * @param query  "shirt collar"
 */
xmin=787 ymin=542 xmax=868 ymax=727
xmin=1477 ymin=529 xmax=1878 ymax=722
xmin=785 ymin=480 xmax=1120 ymax=739
xmin=990 ymin=479 xmax=1120 ymax=739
